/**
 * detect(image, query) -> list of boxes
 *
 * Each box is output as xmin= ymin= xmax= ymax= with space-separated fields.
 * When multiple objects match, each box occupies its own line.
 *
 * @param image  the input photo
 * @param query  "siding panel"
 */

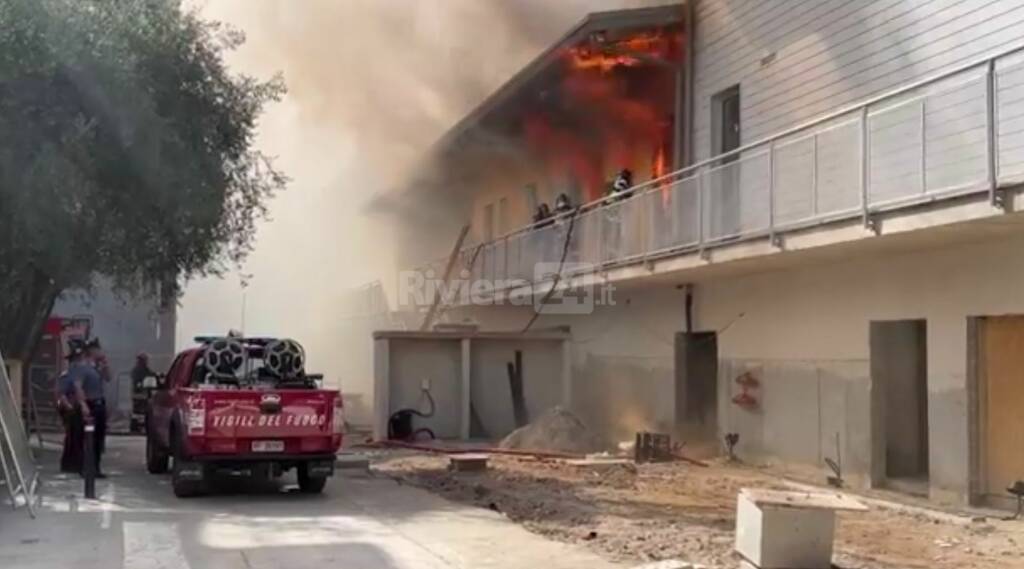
xmin=692 ymin=0 xmax=1024 ymax=162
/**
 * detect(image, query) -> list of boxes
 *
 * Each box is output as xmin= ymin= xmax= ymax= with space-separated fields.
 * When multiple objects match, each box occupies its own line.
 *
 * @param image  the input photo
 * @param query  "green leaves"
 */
xmin=0 ymin=0 xmax=285 ymax=298
xmin=0 ymin=0 xmax=285 ymax=356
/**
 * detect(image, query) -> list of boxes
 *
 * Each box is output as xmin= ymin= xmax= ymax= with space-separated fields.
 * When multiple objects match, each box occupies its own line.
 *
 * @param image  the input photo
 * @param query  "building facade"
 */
xmin=391 ymin=0 xmax=1024 ymax=509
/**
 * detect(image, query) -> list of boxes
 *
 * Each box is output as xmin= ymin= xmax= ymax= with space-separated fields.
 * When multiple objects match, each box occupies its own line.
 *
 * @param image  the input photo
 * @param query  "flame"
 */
xmin=567 ymin=46 xmax=640 ymax=73
xmin=565 ymin=30 xmax=682 ymax=73
xmin=516 ymin=25 xmax=684 ymax=203
xmin=653 ymin=143 xmax=670 ymax=207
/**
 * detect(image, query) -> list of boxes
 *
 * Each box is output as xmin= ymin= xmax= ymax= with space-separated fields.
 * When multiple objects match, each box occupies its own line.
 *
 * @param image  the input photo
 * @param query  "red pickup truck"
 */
xmin=145 ymin=336 xmax=343 ymax=497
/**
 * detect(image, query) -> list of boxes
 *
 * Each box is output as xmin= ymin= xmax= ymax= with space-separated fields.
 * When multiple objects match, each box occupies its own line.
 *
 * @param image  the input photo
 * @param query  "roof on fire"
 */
xmin=369 ymin=3 xmax=686 ymax=210
xmin=431 ymin=3 xmax=686 ymax=158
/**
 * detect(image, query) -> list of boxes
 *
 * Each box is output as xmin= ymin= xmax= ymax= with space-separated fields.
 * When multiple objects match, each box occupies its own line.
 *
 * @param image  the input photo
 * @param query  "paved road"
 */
xmin=1 ymin=437 xmax=621 ymax=569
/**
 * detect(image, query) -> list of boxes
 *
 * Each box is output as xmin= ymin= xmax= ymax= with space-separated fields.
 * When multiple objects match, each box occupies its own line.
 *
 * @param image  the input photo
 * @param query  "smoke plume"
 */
xmin=178 ymin=0 xmax=670 ymax=399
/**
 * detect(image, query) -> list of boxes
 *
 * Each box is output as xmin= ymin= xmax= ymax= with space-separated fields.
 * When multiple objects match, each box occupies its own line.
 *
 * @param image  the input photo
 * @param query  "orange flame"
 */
xmin=567 ymin=46 xmax=640 ymax=73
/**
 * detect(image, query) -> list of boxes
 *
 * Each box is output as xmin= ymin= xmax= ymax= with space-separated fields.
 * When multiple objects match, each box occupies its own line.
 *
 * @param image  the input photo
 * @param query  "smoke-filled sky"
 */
xmin=178 ymin=0 xmax=669 ymax=385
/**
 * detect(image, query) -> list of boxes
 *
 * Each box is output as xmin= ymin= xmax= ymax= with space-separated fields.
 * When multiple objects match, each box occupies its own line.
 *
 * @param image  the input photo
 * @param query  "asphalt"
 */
xmin=0 ymin=436 xmax=622 ymax=569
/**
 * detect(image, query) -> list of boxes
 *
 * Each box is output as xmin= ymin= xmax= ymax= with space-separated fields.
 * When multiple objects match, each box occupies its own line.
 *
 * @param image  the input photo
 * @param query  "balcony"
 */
xmin=423 ymin=44 xmax=1024 ymax=299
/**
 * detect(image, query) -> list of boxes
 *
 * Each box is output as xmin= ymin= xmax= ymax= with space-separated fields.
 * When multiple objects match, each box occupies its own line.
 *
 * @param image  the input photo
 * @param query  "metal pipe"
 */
xmin=986 ymin=58 xmax=1000 ymax=206
xmin=920 ymin=99 xmax=927 ymax=194
xmin=768 ymin=141 xmax=776 ymax=242
xmin=860 ymin=106 xmax=870 ymax=227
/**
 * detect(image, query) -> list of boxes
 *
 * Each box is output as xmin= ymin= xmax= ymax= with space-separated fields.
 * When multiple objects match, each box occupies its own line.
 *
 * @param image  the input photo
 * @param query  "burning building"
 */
xmin=384 ymin=0 xmax=1024 ymax=511
xmin=392 ymin=5 xmax=689 ymax=259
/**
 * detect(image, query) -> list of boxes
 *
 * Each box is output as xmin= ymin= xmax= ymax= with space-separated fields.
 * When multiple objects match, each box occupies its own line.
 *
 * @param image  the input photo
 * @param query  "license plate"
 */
xmin=252 ymin=440 xmax=284 ymax=453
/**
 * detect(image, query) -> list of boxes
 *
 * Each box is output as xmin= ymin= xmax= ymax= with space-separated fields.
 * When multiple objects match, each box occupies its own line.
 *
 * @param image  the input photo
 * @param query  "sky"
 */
xmin=178 ymin=0 xmax=670 ymax=387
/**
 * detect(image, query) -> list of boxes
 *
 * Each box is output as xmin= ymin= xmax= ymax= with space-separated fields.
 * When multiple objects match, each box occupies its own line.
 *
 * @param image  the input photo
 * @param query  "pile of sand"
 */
xmin=499 ymin=406 xmax=605 ymax=454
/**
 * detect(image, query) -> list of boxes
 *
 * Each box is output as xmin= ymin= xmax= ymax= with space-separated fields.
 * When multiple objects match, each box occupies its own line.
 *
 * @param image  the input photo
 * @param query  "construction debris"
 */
xmin=375 ymin=452 xmax=1024 ymax=569
xmin=499 ymin=406 xmax=605 ymax=454
xmin=449 ymin=453 xmax=489 ymax=472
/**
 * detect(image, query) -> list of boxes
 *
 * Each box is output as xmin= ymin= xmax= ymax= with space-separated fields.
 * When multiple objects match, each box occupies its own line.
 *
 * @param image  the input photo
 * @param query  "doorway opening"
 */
xmin=674 ymin=332 xmax=718 ymax=454
xmin=870 ymin=320 xmax=929 ymax=495
xmin=974 ymin=315 xmax=1024 ymax=509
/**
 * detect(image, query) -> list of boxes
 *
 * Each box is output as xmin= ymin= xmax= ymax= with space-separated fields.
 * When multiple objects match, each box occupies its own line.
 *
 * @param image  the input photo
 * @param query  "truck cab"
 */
xmin=146 ymin=336 xmax=344 ymax=497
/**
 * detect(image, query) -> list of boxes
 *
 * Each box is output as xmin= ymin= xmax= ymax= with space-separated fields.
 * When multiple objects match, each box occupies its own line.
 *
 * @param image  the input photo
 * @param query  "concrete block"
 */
xmin=335 ymin=454 xmax=370 ymax=471
xmin=734 ymin=488 xmax=865 ymax=569
xmin=449 ymin=453 xmax=489 ymax=472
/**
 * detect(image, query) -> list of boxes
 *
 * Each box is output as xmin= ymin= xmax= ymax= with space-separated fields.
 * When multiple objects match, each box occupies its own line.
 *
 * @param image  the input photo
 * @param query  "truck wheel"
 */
xmin=297 ymin=464 xmax=327 ymax=494
xmin=145 ymin=433 xmax=169 ymax=474
xmin=171 ymin=437 xmax=204 ymax=498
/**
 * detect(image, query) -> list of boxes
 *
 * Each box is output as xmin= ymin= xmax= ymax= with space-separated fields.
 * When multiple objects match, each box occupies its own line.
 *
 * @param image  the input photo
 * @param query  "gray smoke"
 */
xmin=178 ymin=0 xmax=670 ymax=399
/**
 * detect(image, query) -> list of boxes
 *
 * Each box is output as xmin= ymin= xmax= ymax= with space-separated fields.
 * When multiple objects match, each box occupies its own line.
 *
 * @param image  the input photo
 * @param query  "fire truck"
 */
xmin=145 ymin=336 xmax=343 ymax=497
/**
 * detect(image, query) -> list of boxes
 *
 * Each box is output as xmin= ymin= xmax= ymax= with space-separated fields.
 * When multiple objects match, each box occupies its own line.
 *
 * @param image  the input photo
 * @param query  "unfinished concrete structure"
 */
xmin=386 ymin=1 xmax=1024 ymax=509
xmin=373 ymin=330 xmax=570 ymax=442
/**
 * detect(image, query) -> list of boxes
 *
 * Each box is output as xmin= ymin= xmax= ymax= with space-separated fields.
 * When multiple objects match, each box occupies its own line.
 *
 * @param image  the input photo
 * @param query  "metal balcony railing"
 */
xmin=426 ymin=43 xmax=1024 ymax=294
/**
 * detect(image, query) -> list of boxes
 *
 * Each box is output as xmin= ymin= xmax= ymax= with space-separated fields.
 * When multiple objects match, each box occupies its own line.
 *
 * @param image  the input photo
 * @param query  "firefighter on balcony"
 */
xmin=603 ymin=168 xmax=634 ymax=258
xmin=609 ymin=168 xmax=634 ymax=201
xmin=554 ymin=192 xmax=575 ymax=216
xmin=553 ymin=192 xmax=577 ymax=262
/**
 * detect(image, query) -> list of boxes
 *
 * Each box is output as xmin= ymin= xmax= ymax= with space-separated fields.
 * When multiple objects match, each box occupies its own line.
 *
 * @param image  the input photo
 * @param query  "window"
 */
xmin=712 ymin=85 xmax=740 ymax=161
xmin=497 ymin=197 xmax=508 ymax=235
xmin=482 ymin=203 xmax=494 ymax=241
xmin=523 ymin=183 xmax=539 ymax=214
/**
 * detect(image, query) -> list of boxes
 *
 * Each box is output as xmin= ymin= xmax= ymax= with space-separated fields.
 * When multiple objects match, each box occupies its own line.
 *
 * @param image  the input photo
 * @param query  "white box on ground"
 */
xmin=734 ymin=488 xmax=866 ymax=569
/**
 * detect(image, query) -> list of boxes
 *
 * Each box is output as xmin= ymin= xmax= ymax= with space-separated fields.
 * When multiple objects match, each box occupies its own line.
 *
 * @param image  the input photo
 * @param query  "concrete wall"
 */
xmin=458 ymin=228 xmax=1024 ymax=504
xmin=692 ymin=0 xmax=1024 ymax=161
xmin=387 ymin=338 xmax=464 ymax=439
xmin=374 ymin=332 xmax=569 ymax=441
xmin=469 ymin=339 xmax=565 ymax=438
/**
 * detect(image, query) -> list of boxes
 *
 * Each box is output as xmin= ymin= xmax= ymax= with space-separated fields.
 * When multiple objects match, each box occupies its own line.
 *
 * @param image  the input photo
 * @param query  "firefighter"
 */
xmin=533 ymin=203 xmax=553 ymax=227
xmin=81 ymin=337 xmax=109 ymax=477
xmin=130 ymin=352 xmax=157 ymax=389
xmin=609 ymin=168 xmax=634 ymax=201
xmin=57 ymin=341 xmax=88 ymax=474
xmin=554 ymin=192 xmax=574 ymax=216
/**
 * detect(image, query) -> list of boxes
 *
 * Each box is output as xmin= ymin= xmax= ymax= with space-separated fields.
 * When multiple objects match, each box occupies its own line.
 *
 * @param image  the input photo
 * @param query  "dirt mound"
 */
xmin=499 ymin=406 xmax=605 ymax=454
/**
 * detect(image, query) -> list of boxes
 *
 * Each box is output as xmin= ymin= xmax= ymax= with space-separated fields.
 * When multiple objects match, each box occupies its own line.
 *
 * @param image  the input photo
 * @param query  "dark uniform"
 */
xmin=57 ymin=370 xmax=84 ymax=473
xmin=75 ymin=361 xmax=107 ymax=475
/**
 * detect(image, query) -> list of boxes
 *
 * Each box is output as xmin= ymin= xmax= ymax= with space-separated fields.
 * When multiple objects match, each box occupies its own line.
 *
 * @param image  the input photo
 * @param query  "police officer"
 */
xmin=81 ymin=338 xmax=110 ymax=477
xmin=57 ymin=340 xmax=88 ymax=474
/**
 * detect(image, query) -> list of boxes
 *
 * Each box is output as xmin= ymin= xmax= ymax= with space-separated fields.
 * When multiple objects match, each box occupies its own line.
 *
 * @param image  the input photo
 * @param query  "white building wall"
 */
xmin=692 ymin=0 xmax=1024 ymax=161
xmin=459 ymin=226 xmax=1024 ymax=504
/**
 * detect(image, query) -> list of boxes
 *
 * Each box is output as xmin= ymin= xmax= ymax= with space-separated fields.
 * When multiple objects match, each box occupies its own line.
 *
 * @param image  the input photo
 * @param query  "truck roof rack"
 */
xmin=193 ymin=336 xmax=278 ymax=346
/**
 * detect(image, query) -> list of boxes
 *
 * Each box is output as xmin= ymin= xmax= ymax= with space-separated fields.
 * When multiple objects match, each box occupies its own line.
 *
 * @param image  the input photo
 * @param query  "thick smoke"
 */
xmin=178 ymin=0 xmax=669 ymax=403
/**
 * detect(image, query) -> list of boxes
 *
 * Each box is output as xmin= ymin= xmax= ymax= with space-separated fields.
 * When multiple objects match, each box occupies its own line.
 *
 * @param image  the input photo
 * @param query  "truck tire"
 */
xmin=171 ymin=433 xmax=204 ymax=498
xmin=297 ymin=464 xmax=327 ymax=494
xmin=145 ymin=432 xmax=170 ymax=474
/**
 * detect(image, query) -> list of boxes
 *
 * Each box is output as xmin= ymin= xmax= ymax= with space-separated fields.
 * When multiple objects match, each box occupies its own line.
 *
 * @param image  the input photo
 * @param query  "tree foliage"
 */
xmin=0 ymin=0 xmax=285 ymax=358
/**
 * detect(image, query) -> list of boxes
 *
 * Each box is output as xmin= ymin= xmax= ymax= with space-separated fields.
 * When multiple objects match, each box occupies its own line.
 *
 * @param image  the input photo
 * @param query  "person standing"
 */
xmin=57 ymin=341 xmax=89 ymax=474
xmin=76 ymin=338 xmax=109 ymax=477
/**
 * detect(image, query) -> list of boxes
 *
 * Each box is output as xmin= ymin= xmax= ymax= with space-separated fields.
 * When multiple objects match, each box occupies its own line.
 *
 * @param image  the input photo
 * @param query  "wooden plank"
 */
xmin=981 ymin=316 xmax=1024 ymax=507
xmin=449 ymin=453 xmax=489 ymax=472
xmin=739 ymin=488 xmax=867 ymax=511
xmin=564 ymin=458 xmax=634 ymax=468
xmin=420 ymin=224 xmax=471 ymax=331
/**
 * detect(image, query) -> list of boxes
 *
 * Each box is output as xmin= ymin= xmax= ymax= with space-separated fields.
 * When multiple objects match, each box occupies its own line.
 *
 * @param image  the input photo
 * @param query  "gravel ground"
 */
xmin=373 ymin=451 xmax=1024 ymax=569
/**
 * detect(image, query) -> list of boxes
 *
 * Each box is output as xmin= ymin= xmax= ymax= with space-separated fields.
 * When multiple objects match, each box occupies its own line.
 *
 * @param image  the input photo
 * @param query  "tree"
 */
xmin=0 ymin=0 xmax=286 ymax=361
